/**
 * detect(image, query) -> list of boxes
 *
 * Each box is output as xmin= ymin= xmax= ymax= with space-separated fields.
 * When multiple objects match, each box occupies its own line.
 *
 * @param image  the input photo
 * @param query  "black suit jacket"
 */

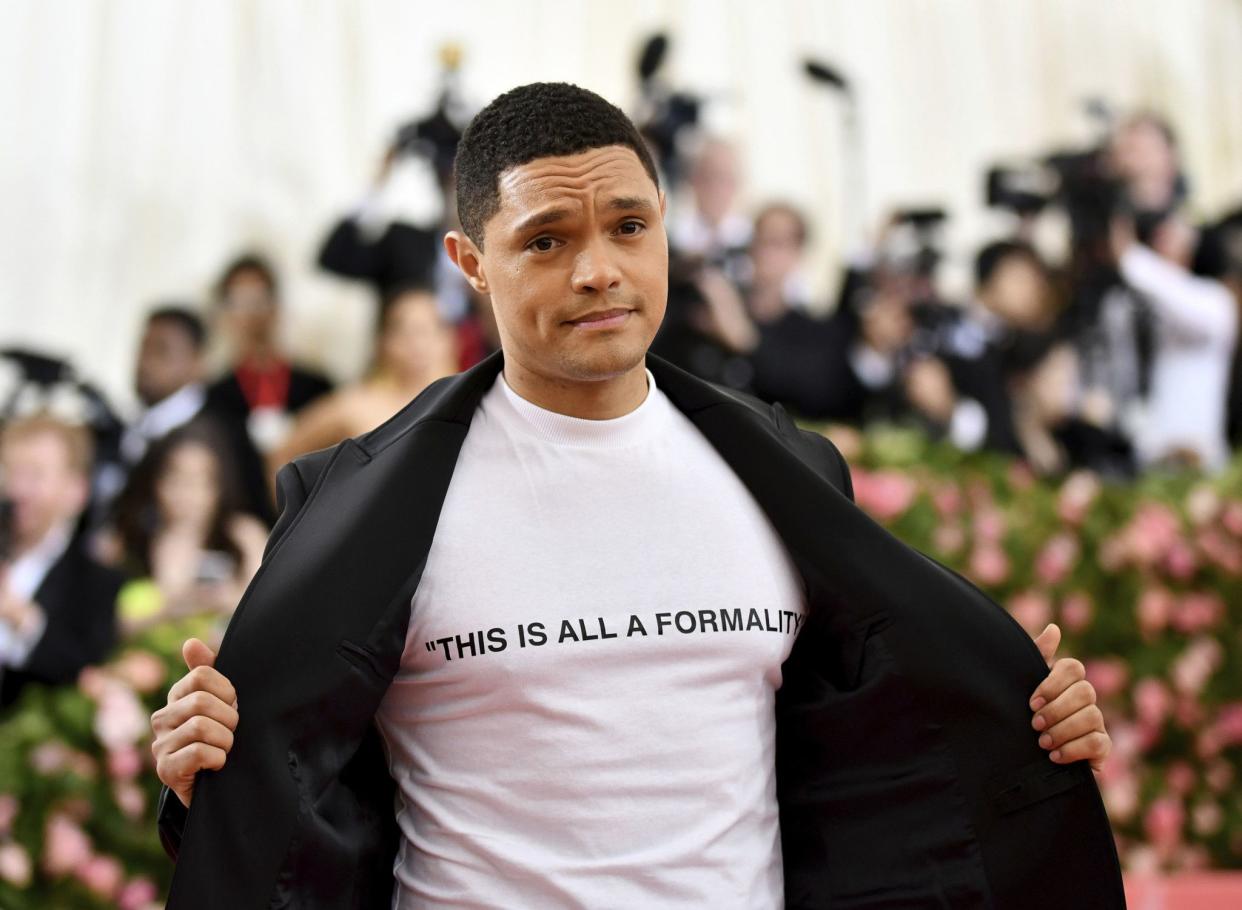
xmin=1 ymin=535 xmax=122 ymax=707
xmin=158 ymin=349 xmax=1124 ymax=908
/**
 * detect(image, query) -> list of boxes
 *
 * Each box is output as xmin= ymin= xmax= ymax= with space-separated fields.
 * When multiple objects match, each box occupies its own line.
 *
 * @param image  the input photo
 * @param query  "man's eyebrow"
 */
xmin=513 ymin=207 xmax=573 ymax=235
xmin=606 ymin=196 xmax=656 ymax=215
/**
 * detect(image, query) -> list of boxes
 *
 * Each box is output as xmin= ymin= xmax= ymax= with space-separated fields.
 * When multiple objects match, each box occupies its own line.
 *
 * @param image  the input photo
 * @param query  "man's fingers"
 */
xmin=1029 ymin=656 xmax=1084 ymax=711
xmin=1037 ymin=704 xmax=1104 ymax=751
xmin=155 ymin=742 xmax=229 ymax=797
xmin=1032 ymin=623 xmax=1061 ymax=668
xmin=182 ymin=637 xmax=217 ymax=671
xmin=152 ymin=690 xmax=239 ymax=737
xmin=1032 ymin=678 xmax=1095 ymax=732
xmin=153 ymin=715 xmax=236 ymax=761
xmin=1049 ymin=731 xmax=1111 ymax=766
xmin=166 ymin=663 xmax=237 ymax=708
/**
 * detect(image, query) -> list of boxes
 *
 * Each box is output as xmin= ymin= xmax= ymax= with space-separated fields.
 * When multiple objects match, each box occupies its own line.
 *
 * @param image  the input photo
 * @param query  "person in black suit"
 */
xmin=0 ymin=414 xmax=122 ymax=708
xmin=204 ymin=253 xmax=333 ymax=455
xmin=149 ymin=84 xmax=1122 ymax=909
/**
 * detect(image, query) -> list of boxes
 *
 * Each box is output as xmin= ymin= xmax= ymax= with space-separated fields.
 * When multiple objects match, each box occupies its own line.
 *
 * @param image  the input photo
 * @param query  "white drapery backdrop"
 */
xmin=3 ymin=0 xmax=1241 ymax=410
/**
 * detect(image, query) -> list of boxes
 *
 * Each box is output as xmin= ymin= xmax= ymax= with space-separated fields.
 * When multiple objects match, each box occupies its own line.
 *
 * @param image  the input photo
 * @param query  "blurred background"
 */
xmin=2 ymin=1 xmax=1242 ymax=907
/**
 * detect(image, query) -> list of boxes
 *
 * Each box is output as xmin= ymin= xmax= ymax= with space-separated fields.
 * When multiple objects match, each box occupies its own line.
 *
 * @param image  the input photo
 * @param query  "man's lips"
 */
xmin=565 ymin=308 xmax=633 ymax=328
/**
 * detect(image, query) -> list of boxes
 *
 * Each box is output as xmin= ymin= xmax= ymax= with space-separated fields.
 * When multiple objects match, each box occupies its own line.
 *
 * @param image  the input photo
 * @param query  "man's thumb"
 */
xmin=182 ymin=637 xmax=217 ymax=671
xmin=1033 ymin=623 xmax=1062 ymax=668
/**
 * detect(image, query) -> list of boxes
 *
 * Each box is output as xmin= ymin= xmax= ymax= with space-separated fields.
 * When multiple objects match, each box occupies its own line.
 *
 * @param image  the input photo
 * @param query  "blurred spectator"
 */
xmin=1108 ymin=112 xmax=1187 ymax=223
xmin=1113 ymin=212 xmax=1238 ymax=471
xmin=668 ymin=137 xmax=752 ymax=283
xmin=0 ymin=414 xmax=121 ymax=707
xmin=106 ymin=421 xmax=266 ymax=638
xmin=205 ymin=253 xmax=333 ymax=455
xmin=122 ymin=306 xmax=274 ymax=523
xmin=268 ymin=284 xmax=458 ymax=470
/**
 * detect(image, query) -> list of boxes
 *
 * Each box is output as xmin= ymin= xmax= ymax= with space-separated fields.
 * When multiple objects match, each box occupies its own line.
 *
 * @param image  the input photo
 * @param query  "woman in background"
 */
xmin=106 ymin=419 xmax=267 ymax=638
xmin=266 ymin=282 xmax=458 ymax=472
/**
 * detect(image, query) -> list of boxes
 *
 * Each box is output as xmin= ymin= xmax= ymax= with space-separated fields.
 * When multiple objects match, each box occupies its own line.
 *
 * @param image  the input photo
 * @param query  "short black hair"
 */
xmin=147 ymin=305 xmax=207 ymax=351
xmin=974 ymin=240 xmax=1043 ymax=288
xmin=215 ymin=252 xmax=278 ymax=303
xmin=453 ymin=82 xmax=660 ymax=248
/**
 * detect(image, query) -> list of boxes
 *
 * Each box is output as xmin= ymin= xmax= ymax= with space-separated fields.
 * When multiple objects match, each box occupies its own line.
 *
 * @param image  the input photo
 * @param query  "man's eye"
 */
xmin=528 ymin=236 xmax=558 ymax=252
xmin=617 ymin=221 xmax=645 ymax=236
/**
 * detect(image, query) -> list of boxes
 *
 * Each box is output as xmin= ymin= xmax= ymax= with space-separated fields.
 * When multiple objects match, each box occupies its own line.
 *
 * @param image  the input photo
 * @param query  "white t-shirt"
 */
xmin=374 ymin=366 xmax=807 ymax=908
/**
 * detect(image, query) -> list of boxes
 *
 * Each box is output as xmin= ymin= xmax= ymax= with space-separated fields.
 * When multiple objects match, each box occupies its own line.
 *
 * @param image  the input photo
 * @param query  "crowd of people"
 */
xmin=1 ymin=104 xmax=1240 ymax=709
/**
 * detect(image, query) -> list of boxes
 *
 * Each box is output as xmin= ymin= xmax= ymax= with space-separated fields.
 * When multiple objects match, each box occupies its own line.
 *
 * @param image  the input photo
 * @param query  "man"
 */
xmin=0 ymin=414 xmax=122 ymax=707
xmin=150 ymin=84 xmax=1123 ymax=908
xmin=123 ymin=306 xmax=274 ymax=523
xmin=205 ymin=253 xmax=333 ymax=456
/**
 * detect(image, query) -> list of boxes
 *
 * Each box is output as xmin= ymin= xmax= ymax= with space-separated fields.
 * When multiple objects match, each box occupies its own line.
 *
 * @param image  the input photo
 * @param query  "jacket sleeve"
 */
xmin=156 ymin=456 xmax=313 ymax=861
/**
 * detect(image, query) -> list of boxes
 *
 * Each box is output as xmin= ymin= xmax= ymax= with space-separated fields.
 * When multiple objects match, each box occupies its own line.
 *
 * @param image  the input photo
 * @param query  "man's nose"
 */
xmin=570 ymin=237 xmax=623 ymax=294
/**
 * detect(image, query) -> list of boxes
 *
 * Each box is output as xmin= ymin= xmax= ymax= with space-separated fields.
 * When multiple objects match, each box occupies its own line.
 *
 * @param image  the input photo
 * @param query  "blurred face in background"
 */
xmin=0 ymin=428 xmax=89 ymax=549
xmin=155 ymin=440 xmax=221 ymax=530
xmin=980 ymin=253 xmax=1055 ymax=331
xmin=219 ymin=268 xmax=278 ymax=352
xmin=1110 ymin=117 xmax=1180 ymax=212
xmin=447 ymin=146 xmax=668 ymax=388
xmin=750 ymin=206 xmax=807 ymax=290
xmin=690 ymin=140 xmax=741 ymax=226
xmin=135 ymin=318 xmax=203 ymax=406
xmin=378 ymin=290 xmax=456 ymax=383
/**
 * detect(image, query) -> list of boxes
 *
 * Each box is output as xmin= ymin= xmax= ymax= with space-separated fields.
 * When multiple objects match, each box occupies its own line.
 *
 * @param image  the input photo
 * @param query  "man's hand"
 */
xmin=1029 ymin=623 xmax=1111 ymax=772
xmin=150 ymin=638 xmax=239 ymax=808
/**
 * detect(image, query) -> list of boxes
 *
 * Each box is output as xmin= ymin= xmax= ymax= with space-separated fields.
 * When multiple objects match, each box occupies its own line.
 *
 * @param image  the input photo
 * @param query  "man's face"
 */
xmin=0 ymin=432 xmax=87 ymax=547
xmin=135 ymin=320 xmax=202 ymax=406
xmin=751 ymin=210 xmax=804 ymax=287
xmin=447 ymin=146 xmax=667 ymax=386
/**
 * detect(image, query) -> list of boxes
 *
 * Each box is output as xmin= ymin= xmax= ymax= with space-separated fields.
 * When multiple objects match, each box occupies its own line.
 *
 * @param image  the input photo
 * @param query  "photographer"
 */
xmin=1113 ymin=211 xmax=1238 ymax=471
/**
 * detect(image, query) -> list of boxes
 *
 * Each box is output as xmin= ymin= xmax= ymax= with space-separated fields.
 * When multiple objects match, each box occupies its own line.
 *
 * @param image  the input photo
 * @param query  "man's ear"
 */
xmin=444 ymin=231 xmax=488 ymax=294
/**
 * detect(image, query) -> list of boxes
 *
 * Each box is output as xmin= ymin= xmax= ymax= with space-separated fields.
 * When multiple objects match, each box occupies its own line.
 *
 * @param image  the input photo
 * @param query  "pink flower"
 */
xmin=111 ymin=650 xmax=167 ymax=695
xmin=107 ymin=745 xmax=143 ymax=781
xmin=1007 ymin=590 xmax=1052 ymax=637
xmin=1097 ymin=534 xmax=1128 ymax=573
xmin=30 ymin=741 xmax=72 ymax=775
xmin=77 ymin=665 xmax=110 ymax=700
xmin=1035 ymin=533 xmax=1080 ymax=586
xmin=1221 ymin=500 xmax=1242 ymax=536
xmin=93 ymin=681 xmax=149 ymax=750
xmin=0 ymin=843 xmax=32 ymax=888
xmin=1007 ymin=461 xmax=1036 ymax=491
xmin=118 ymin=876 xmax=159 ymax=910
xmin=1083 ymin=658 xmax=1128 ymax=699
xmin=1173 ymin=695 xmax=1204 ymax=729
xmin=1170 ymin=637 xmax=1223 ymax=696
xmin=1124 ymin=503 xmax=1182 ymax=566
xmin=1136 ymin=587 xmax=1173 ymax=639
xmin=932 ymin=485 xmax=962 ymax=518
xmin=1191 ymin=801 xmax=1224 ymax=836
xmin=1059 ymin=592 xmax=1094 ymax=633
xmin=77 ymin=854 xmax=124 ymax=899
xmin=42 ymin=813 xmax=92 ymax=876
xmin=969 ymin=545 xmax=1010 ymax=586
xmin=1143 ymin=796 xmax=1185 ymax=850
xmin=1164 ymin=761 xmax=1196 ymax=795
xmin=972 ymin=507 xmax=1007 ymax=543
xmin=932 ymin=523 xmax=965 ymax=555
xmin=1057 ymin=470 xmax=1101 ymax=525
xmin=1194 ymin=529 xmax=1242 ymax=573
xmin=1214 ymin=702 xmax=1242 ymax=747
xmin=1161 ymin=540 xmax=1198 ymax=581
xmin=1205 ymin=760 xmax=1234 ymax=793
xmin=853 ymin=469 xmax=918 ymax=522
xmin=0 ymin=794 xmax=18 ymax=837
xmin=1133 ymin=677 xmax=1173 ymax=729
xmin=1170 ymin=592 xmax=1225 ymax=634
xmin=112 ymin=781 xmax=146 ymax=820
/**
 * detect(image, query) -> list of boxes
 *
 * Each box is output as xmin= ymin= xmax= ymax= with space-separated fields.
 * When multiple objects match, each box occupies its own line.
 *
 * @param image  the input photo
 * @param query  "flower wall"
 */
xmin=0 ymin=427 xmax=1239 ymax=904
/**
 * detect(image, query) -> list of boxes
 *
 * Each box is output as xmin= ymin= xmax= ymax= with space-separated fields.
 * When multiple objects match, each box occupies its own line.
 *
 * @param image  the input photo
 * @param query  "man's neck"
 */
xmin=501 ymin=358 xmax=649 ymax=420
